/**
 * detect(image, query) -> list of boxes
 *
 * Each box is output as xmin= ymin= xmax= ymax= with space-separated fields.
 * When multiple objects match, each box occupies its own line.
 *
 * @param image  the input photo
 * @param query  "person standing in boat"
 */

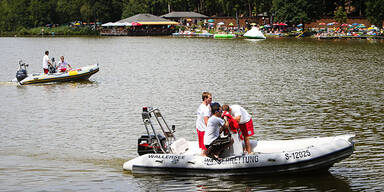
xmin=222 ymin=104 xmax=254 ymax=154
xmin=222 ymin=106 xmax=243 ymax=156
xmin=57 ymin=56 xmax=72 ymax=73
xmin=42 ymin=50 xmax=52 ymax=74
xmin=204 ymin=102 xmax=233 ymax=160
xmin=196 ymin=92 xmax=212 ymax=156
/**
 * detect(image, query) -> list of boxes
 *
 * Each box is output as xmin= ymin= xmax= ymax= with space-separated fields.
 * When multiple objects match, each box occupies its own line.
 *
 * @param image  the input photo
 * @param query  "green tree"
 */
xmin=122 ymin=0 xmax=148 ymax=18
xmin=349 ymin=0 xmax=366 ymax=16
xmin=318 ymin=0 xmax=338 ymax=17
xmin=0 ymin=0 xmax=381 ymax=33
xmin=334 ymin=6 xmax=347 ymax=24
xmin=0 ymin=1 xmax=9 ymax=31
xmin=271 ymin=0 xmax=311 ymax=24
xmin=6 ymin=0 xmax=30 ymax=30
xmin=80 ymin=2 xmax=92 ymax=22
xmin=93 ymin=1 xmax=110 ymax=22
xmin=110 ymin=0 xmax=124 ymax=21
xmin=27 ymin=0 xmax=56 ymax=27
xmin=366 ymin=0 xmax=384 ymax=28
xmin=56 ymin=0 xmax=80 ymax=23
xmin=253 ymin=0 xmax=273 ymax=17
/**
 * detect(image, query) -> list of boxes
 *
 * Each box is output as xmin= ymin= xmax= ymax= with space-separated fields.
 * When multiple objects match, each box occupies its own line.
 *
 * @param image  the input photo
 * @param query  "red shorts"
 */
xmin=59 ymin=68 xmax=66 ymax=72
xmin=43 ymin=68 xmax=49 ymax=74
xmin=239 ymin=118 xmax=254 ymax=138
xmin=196 ymin=129 xmax=207 ymax=150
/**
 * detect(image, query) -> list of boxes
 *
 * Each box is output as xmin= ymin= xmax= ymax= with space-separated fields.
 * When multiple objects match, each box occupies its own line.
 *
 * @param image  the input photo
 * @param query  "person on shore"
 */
xmin=57 ymin=56 xmax=72 ymax=72
xmin=204 ymin=102 xmax=233 ymax=160
xmin=196 ymin=92 xmax=212 ymax=156
xmin=222 ymin=104 xmax=254 ymax=154
xmin=42 ymin=50 xmax=52 ymax=74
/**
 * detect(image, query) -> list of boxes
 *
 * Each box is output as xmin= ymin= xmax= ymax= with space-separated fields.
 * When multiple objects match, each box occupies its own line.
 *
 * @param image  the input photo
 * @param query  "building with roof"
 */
xmin=161 ymin=12 xmax=208 ymax=26
xmin=161 ymin=12 xmax=208 ymax=19
xmin=101 ymin=13 xmax=178 ymax=36
xmin=117 ymin=13 xmax=179 ymax=25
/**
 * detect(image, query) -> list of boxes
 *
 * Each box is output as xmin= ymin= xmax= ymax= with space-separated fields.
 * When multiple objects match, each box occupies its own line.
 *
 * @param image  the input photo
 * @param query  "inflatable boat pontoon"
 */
xmin=123 ymin=107 xmax=355 ymax=176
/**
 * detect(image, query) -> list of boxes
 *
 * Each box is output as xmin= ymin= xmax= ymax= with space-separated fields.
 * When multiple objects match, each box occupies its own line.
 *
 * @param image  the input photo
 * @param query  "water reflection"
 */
xmin=131 ymin=172 xmax=351 ymax=191
xmin=244 ymin=39 xmax=265 ymax=43
xmin=19 ymin=79 xmax=97 ymax=87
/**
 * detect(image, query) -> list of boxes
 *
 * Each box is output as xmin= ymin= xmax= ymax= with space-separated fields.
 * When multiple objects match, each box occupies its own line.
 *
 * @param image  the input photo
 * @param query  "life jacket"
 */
xmin=222 ymin=111 xmax=239 ymax=133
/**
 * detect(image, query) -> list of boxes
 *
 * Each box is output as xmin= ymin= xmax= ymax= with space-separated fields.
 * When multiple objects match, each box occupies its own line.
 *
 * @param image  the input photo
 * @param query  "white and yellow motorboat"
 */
xmin=14 ymin=60 xmax=99 ymax=85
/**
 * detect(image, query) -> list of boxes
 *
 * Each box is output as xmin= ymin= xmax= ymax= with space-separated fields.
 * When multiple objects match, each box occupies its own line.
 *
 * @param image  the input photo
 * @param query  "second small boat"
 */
xmin=15 ymin=60 xmax=99 ymax=85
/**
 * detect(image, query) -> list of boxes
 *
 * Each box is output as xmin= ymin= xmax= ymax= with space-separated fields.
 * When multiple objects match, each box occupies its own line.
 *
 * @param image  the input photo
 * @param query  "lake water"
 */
xmin=0 ymin=36 xmax=383 ymax=191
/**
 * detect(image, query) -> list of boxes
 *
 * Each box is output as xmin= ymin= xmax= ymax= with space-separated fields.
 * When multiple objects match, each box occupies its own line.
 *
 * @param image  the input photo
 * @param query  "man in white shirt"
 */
xmin=222 ymin=104 xmax=254 ymax=154
xmin=204 ymin=102 xmax=232 ymax=160
xmin=196 ymin=92 xmax=212 ymax=155
xmin=42 ymin=50 xmax=52 ymax=74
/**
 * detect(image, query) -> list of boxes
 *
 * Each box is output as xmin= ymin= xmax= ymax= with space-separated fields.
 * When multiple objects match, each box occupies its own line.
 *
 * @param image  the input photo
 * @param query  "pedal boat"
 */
xmin=123 ymin=107 xmax=355 ymax=176
xmin=15 ymin=61 xmax=99 ymax=85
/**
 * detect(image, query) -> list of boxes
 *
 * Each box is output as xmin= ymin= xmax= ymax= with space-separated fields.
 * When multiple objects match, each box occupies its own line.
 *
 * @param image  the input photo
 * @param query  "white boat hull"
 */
xmin=123 ymin=134 xmax=354 ymax=176
xmin=16 ymin=64 xmax=99 ymax=85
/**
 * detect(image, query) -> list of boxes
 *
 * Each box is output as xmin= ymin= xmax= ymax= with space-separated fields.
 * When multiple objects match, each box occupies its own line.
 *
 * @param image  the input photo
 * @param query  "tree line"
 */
xmin=1 ymin=0 xmax=384 ymax=32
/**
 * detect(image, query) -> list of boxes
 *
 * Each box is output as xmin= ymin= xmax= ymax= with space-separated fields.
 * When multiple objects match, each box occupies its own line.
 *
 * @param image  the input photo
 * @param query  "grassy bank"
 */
xmin=0 ymin=26 xmax=99 ymax=37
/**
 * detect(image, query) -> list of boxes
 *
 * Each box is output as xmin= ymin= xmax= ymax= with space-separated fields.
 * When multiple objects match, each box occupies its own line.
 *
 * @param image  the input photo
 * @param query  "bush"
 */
xmin=175 ymin=25 xmax=186 ymax=31
xmin=1 ymin=26 xmax=100 ymax=36
xmin=17 ymin=27 xmax=29 ymax=35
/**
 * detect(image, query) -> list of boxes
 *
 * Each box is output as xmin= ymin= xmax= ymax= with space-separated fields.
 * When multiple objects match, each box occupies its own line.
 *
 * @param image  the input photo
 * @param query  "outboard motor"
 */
xmin=138 ymin=134 xmax=166 ymax=155
xmin=16 ymin=60 xmax=28 ymax=82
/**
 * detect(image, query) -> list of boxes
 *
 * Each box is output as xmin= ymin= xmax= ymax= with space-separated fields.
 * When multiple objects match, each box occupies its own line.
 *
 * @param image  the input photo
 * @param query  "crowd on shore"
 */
xmin=312 ymin=25 xmax=384 ymax=39
xmin=175 ymin=22 xmax=384 ymax=39
xmin=4 ymin=20 xmax=384 ymax=40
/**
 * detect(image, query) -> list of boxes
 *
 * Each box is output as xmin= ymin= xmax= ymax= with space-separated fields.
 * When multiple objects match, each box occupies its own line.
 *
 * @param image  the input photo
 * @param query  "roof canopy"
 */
xmin=117 ymin=13 xmax=178 ymax=24
xmin=102 ymin=13 xmax=179 ymax=27
xmin=161 ymin=12 xmax=208 ymax=18
xmin=102 ymin=22 xmax=132 ymax=27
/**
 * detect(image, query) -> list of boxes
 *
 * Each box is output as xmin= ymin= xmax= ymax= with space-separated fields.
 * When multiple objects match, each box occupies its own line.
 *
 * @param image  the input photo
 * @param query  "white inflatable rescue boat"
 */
xmin=123 ymin=107 xmax=355 ymax=176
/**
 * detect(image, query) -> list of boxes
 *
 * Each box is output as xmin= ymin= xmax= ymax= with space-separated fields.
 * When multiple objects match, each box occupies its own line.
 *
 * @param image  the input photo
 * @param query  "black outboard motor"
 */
xmin=138 ymin=134 xmax=166 ymax=155
xmin=16 ymin=60 xmax=28 ymax=82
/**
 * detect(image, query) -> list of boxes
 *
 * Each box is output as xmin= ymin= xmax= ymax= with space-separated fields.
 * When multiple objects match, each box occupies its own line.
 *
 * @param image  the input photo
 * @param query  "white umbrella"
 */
xmin=114 ymin=22 xmax=132 ymax=26
xmin=111 ymin=23 xmax=120 ymax=26
xmin=101 ymin=22 xmax=114 ymax=27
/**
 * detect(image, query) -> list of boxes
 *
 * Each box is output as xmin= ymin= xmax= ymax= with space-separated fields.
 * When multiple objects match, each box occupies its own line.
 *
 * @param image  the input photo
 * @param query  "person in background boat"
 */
xmin=222 ymin=104 xmax=254 ymax=154
xmin=42 ymin=50 xmax=52 ymax=74
xmin=57 ymin=56 xmax=72 ymax=73
xmin=204 ymin=102 xmax=233 ymax=160
xmin=196 ymin=92 xmax=212 ymax=156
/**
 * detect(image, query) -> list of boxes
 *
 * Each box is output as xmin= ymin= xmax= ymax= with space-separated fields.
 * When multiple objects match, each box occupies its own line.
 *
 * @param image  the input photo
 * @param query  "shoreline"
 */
xmin=1 ymin=31 xmax=383 ymax=40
